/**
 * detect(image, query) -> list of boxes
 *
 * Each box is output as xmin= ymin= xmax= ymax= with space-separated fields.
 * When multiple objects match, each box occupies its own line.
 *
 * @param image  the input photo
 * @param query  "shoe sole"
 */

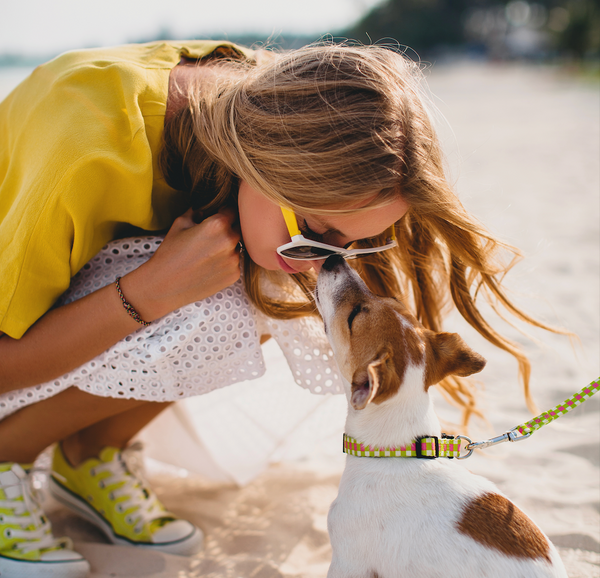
xmin=0 ymin=553 xmax=90 ymax=578
xmin=49 ymin=476 xmax=203 ymax=556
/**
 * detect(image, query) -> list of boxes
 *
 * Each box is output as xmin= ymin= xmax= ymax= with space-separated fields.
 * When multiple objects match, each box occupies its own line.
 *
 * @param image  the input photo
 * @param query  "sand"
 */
xmin=1 ymin=61 xmax=598 ymax=577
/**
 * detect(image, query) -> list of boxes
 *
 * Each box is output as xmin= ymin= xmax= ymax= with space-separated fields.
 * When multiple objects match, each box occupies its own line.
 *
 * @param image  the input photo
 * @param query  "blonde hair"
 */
xmin=161 ymin=42 xmax=564 ymax=427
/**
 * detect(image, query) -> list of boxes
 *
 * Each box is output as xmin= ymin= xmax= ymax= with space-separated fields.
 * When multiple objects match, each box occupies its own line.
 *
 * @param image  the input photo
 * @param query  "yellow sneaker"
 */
xmin=0 ymin=462 xmax=90 ymax=578
xmin=49 ymin=444 xmax=203 ymax=556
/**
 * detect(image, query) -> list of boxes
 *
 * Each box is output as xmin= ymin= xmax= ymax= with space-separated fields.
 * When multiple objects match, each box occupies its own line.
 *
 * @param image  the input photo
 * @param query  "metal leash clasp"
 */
xmin=456 ymin=427 xmax=532 ymax=459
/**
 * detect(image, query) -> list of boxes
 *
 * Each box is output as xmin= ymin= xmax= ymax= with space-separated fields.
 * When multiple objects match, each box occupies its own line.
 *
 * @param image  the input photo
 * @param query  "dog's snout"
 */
xmin=322 ymin=255 xmax=345 ymax=272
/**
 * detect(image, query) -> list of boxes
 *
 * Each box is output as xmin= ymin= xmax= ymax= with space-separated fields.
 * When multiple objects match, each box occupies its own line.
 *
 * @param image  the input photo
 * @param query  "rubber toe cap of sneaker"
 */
xmin=40 ymin=549 xmax=87 ymax=561
xmin=151 ymin=520 xmax=203 ymax=555
xmin=152 ymin=520 xmax=198 ymax=544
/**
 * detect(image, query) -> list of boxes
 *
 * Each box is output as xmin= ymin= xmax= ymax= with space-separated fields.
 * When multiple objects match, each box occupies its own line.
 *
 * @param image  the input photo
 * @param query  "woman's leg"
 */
xmin=0 ymin=387 xmax=168 ymax=464
xmin=61 ymin=400 xmax=171 ymax=466
xmin=0 ymin=388 xmax=203 ymax=556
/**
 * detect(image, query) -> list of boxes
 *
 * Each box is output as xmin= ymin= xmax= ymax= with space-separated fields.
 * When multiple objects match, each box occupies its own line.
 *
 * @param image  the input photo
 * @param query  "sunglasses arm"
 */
xmin=281 ymin=207 xmax=302 ymax=238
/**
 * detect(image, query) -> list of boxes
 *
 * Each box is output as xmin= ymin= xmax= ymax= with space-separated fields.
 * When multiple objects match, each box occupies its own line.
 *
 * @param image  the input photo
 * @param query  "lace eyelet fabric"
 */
xmin=0 ymin=237 xmax=341 ymax=420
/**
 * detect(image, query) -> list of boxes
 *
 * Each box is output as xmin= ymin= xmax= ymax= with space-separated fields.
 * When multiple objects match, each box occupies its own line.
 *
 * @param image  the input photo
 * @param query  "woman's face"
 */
xmin=237 ymin=181 xmax=409 ymax=274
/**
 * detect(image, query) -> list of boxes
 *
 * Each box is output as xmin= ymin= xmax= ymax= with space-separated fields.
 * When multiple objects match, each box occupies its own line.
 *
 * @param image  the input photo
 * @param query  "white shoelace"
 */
xmin=90 ymin=450 xmax=167 ymax=535
xmin=0 ymin=465 xmax=71 ymax=554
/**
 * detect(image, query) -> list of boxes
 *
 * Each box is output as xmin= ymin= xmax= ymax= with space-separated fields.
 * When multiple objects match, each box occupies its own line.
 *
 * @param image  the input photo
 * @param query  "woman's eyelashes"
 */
xmin=299 ymin=219 xmax=325 ymax=243
xmin=300 ymin=218 xmax=353 ymax=247
xmin=300 ymin=217 xmax=382 ymax=249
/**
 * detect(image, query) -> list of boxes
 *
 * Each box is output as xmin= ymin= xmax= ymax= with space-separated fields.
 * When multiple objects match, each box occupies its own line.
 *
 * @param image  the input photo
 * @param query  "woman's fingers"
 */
xmin=123 ymin=210 xmax=243 ymax=320
xmin=169 ymin=207 xmax=196 ymax=230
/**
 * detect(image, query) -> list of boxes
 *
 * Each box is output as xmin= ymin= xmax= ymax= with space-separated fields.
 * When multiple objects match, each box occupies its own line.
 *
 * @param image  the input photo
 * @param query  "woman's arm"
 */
xmin=0 ymin=209 xmax=241 ymax=392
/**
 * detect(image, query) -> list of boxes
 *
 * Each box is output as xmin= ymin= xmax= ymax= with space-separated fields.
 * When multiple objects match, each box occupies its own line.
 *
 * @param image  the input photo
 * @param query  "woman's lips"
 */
xmin=276 ymin=253 xmax=300 ymax=274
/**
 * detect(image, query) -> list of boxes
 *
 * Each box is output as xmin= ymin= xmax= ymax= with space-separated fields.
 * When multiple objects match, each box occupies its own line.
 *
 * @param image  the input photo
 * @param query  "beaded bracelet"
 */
xmin=115 ymin=277 xmax=151 ymax=327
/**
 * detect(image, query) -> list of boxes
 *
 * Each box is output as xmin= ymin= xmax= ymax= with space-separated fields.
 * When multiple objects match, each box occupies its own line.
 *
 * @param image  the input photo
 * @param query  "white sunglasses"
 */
xmin=276 ymin=207 xmax=397 ymax=261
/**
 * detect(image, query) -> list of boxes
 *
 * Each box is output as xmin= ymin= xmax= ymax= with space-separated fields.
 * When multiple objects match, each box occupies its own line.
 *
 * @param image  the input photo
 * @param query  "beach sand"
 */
xmin=2 ymin=62 xmax=599 ymax=576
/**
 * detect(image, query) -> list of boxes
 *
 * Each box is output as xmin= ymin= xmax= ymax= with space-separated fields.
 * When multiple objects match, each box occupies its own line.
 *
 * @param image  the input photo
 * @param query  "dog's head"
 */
xmin=315 ymin=256 xmax=486 ymax=411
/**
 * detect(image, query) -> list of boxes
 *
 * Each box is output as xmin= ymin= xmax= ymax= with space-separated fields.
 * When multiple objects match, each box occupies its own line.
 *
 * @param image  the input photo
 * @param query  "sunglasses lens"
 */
xmin=279 ymin=245 xmax=339 ymax=259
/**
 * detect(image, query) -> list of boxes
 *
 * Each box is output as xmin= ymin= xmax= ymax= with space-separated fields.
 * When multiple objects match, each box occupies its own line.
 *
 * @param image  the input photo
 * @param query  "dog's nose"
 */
xmin=322 ymin=254 xmax=345 ymax=272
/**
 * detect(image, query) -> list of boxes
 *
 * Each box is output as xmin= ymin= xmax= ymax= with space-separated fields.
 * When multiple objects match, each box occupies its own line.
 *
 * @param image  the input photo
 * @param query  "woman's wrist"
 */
xmin=117 ymin=264 xmax=175 ymax=323
xmin=114 ymin=277 xmax=151 ymax=326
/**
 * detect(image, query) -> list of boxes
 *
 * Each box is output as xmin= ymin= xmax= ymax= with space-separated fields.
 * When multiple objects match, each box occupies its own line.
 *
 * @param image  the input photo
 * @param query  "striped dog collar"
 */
xmin=344 ymin=379 xmax=600 ymax=461
xmin=343 ymin=433 xmax=461 ymax=459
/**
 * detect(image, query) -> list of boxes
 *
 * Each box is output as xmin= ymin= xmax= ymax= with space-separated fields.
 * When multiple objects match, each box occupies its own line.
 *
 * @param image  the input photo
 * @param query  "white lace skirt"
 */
xmin=0 ymin=237 xmax=342 ymax=420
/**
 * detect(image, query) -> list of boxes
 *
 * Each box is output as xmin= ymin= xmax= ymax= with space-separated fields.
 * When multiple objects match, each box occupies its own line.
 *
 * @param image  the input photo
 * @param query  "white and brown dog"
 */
xmin=315 ymin=255 xmax=566 ymax=578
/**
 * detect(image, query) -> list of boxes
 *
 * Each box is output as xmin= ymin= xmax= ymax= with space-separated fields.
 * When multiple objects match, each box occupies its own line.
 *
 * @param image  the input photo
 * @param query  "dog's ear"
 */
xmin=350 ymin=350 xmax=392 ymax=410
xmin=424 ymin=331 xmax=486 ymax=387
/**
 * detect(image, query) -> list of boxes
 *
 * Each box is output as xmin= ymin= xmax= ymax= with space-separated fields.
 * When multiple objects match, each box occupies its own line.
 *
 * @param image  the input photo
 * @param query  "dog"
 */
xmin=315 ymin=255 xmax=567 ymax=578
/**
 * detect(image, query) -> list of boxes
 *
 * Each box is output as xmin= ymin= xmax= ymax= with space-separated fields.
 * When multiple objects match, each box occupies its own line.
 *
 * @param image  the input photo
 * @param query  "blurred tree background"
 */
xmin=102 ymin=0 xmax=600 ymax=64
xmin=343 ymin=0 xmax=600 ymax=61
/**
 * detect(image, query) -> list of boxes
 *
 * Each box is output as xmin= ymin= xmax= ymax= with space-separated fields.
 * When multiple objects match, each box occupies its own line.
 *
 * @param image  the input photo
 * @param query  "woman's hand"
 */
xmin=0 ymin=207 xmax=242 ymax=391
xmin=120 ymin=207 xmax=242 ymax=321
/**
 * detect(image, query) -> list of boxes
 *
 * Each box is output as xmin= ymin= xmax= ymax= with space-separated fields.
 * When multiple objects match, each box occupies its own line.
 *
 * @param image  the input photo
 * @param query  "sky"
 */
xmin=1 ymin=0 xmax=386 ymax=57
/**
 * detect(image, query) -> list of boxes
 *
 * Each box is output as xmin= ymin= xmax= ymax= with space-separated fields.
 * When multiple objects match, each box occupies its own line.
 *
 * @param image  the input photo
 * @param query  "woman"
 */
xmin=0 ymin=40 xmax=559 ymax=577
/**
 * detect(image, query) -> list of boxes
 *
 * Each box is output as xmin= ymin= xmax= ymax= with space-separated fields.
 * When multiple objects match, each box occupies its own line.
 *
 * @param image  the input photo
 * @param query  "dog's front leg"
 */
xmin=327 ymin=498 xmax=375 ymax=578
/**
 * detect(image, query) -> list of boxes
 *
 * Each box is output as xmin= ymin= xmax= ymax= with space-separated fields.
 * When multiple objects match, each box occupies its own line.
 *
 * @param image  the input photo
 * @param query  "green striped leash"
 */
xmin=342 ymin=378 xmax=599 ymax=460
xmin=457 ymin=377 xmax=600 ymax=459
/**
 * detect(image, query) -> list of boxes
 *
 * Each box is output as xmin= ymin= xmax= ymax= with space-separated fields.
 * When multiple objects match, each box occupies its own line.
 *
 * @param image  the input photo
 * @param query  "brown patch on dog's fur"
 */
xmin=347 ymin=299 xmax=421 ymax=408
xmin=344 ymin=296 xmax=485 ymax=407
xmin=457 ymin=493 xmax=551 ymax=563
xmin=366 ymin=300 xmax=425 ymax=406
xmin=423 ymin=330 xmax=486 ymax=388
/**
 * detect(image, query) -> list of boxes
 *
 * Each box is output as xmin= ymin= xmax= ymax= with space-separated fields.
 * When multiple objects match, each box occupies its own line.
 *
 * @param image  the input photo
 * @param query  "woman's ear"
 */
xmin=424 ymin=331 xmax=486 ymax=388
xmin=350 ymin=350 xmax=391 ymax=410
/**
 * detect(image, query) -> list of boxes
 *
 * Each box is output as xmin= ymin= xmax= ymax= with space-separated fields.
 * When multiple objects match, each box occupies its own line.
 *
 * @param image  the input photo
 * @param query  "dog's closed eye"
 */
xmin=348 ymin=304 xmax=363 ymax=331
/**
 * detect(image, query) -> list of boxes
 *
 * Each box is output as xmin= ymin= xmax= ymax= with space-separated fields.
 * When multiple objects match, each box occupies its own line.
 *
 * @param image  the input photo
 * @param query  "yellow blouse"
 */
xmin=0 ymin=40 xmax=253 ymax=339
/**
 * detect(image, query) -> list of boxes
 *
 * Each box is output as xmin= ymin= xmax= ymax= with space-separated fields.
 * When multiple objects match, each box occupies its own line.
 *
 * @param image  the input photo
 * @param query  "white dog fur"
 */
xmin=315 ymin=255 xmax=567 ymax=578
